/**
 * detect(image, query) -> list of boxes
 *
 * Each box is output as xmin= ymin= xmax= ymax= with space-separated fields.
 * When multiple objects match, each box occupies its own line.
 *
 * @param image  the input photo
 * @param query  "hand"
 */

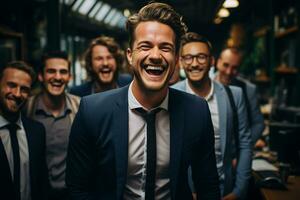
xmin=222 ymin=192 xmax=238 ymax=200
xmin=255 ymin=139 xmax=266 ymax=149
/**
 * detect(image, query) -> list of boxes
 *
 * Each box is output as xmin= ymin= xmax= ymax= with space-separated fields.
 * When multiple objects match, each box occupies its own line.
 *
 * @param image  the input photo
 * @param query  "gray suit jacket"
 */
xmin=236 ymin=76 xmax=265 ymax=143
xmin=172 ymin=80 xmax=252 ymax=198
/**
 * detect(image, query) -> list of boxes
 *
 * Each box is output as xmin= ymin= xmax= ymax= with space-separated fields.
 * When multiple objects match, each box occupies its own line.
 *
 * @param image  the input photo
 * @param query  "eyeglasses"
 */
xmin=181 ymin=53 xmax=210 ymax=65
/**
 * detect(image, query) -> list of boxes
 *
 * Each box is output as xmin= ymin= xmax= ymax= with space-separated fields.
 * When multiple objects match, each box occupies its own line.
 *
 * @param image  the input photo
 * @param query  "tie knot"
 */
xmin=134 ymin=107 xmax=161 ymax=122
xmin=6 ymin=123 xmax=19 ymax=134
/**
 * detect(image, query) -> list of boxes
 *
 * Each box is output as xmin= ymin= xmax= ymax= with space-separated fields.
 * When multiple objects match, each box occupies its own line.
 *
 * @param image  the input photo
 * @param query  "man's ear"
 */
xmin=210 ymin=56 xmax=215 ymax=66
xmin=126 ymin=48 xmax=133 ymax=66
xmin=175 ymin=55 xmax=179 ymax=67
xmin=38 ymin=73 xmax=43 ymax=82
xmin=67 ymin=74 xmax=72 ymax=83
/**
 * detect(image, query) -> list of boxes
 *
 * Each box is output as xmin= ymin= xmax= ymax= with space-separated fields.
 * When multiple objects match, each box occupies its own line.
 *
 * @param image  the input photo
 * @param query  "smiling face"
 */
xmin=91 ymin=45 xmax=117 ymax=85
xmin=39 ymin=58 xmax=71 ymax=97
xmin=0 ymin=68 xmax=32 ymax=117
xmin=127 ymin=21 xmax=177 ymax=95
xmin=181 ymin=41 xmax=213 ymax=84
xmin=216 ymin=49 xmax=241 ymax=85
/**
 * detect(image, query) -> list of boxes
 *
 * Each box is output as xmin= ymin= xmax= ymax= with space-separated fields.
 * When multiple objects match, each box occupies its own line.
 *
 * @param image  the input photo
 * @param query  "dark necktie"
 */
xmin=135 ymin=108 xmax=161 ymax=200
xmin=6 ymin=123 xmax=20 ymax=200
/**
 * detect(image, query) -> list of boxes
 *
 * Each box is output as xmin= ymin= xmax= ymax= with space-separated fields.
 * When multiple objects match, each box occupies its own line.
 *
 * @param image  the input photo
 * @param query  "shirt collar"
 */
xmin=0 ymin=113 xmax=23 ymax=129
xmin=128 ymin=82 xmax=169 ymax=112
xmin=35 ymin=94 xmax=72 ymax=117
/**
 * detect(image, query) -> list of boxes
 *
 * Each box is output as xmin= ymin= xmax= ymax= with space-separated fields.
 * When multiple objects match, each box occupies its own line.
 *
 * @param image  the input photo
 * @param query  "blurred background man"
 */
xmin=69 ymin=36 xmax=132 ymax=97
xmin=215 ymin=47 xmax=265 ymax=146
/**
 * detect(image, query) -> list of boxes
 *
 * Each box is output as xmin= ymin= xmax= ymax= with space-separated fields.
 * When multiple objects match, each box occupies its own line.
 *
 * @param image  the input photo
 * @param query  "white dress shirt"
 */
xmin=185 ymin=79 xmax=225 ymax=182
xmin=124 ymin=83 xmax=171 ymax=200
xmin=0 ymin=115 xmax=31 ymax=200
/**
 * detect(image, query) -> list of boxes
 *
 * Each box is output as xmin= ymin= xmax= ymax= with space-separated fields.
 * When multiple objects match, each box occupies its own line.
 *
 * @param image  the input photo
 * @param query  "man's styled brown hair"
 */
xmin=180 ymin=32 xmax=213 ymax=55
xmin=84 ymin=36 xmax=124 ymax=80
xmin=1 ymin=61 xmax=36 ymax=84
xmin=126 ymin=2 xmax=188 ymax=54
xmin=40 ymin=51 xmax=70 ymax=72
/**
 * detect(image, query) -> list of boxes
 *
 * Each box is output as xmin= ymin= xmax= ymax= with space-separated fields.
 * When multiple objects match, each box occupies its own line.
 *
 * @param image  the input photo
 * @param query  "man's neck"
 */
xmin=188 ymin=77 xmax=212 ymax=98
xmin=131 ymin=81 xmax=167 ymax=110
xmin=41 ymin=91 xmax=66 ymax=117
xmin=93 ymin=80 xmax=117 ymax=93
xmin=215 ymin=73 xmax=231 ymax=85
xmin=0 ymin=108 xmax=19 ymax=123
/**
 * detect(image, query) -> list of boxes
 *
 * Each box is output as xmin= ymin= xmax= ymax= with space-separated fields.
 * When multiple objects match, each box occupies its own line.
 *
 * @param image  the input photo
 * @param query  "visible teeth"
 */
xmin=101 ymin=68 xmax=111 ymax=72
xmin=146 ymin=66 xmax=163 ymax=71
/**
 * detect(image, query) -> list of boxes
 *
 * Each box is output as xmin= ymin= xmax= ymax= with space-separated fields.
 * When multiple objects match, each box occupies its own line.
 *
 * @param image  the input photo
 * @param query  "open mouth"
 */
xmin=51 ymin=83 xmax=63 ymax=87
xmin=50 ymin=81 xmax=64 ymax=89
xmin=188 ymin=68 xmax=204 ymax=73
xmin=100 ymin=68 xmax=112 ymax=74
xmin=144 ymin=65 xmax=165 ymax=76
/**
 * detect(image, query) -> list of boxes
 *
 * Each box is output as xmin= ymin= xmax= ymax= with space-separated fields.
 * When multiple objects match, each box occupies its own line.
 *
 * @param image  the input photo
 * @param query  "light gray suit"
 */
xmin=172 ymin=80 xmax=252 ymax=199
xmin=236 ymin=76 xmax=265 ymax=143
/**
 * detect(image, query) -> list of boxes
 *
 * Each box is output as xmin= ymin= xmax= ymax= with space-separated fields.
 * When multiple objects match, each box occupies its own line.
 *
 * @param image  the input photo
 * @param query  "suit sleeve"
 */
xmin=232 ymin=89 xmax=252 ymax=198
xmin=247 ymin=85 xmax=265 ymax=143
xmin=66 ymin=99 xmax=97 ymax=200
xmin=191 ymin=101 xmax=221 ymax=200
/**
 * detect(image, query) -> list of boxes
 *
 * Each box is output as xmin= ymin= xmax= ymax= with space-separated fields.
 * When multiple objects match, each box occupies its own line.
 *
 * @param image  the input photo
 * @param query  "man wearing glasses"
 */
xmin=172 ymin=32 xmax=252 ymax=200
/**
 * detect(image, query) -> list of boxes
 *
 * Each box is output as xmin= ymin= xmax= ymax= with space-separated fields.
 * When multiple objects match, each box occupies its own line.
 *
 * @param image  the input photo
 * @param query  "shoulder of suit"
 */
xmin=21 ymin=114 xmax=44 ymax=129
xmin=66 ymin=93 xmax=81 ymax=102
xmin=118 ymin=73 xmax=133 ymax=86
xmin=171 ymin=79 xmax=185 ymax=91
xmin=237 ymin=76 xmax=256 ymax=89
xmin=170 ymin=87 xmax=206 ymax=105
xmin=82 ymin=86 xmax=127 ymax=106
xmin=228 ymin=85 xmax=243 ymax=95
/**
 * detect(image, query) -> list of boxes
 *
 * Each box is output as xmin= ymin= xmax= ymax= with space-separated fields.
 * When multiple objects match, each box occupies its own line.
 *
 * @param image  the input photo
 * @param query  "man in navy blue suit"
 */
xmin=66 ymin=2 xmax=220 ymax=200
xmin=69 ymin=36 xmax=132 ymax=97
xmin=0 ymin=61 xmax=48 ymax=200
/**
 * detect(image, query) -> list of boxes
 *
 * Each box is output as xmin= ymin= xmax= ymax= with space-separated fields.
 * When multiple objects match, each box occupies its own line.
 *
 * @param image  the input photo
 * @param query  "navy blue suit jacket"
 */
xmin=0 ymin=115 xmax=48 ymax=200
xmin=66 ymin=86 xmax=220 ymax=200
xmin=69 ymin=74 xmax=132 ymax=97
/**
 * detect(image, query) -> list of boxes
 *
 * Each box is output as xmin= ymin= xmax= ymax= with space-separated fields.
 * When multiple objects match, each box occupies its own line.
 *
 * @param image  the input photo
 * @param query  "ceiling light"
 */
xmin=123 ymin=9 xmax=131 ymax=17
xmin=218 ymin=8 xmax=230 ymax=18
xmin=104 ymin=9 xmax=117 ymax=24
xmin=95 ymin=3 xmax=111 ymax=22
xmin=88 ymin=1 xmax=103 ymax=18
xmin=117 ymin=17 xmax=126 ymax=29
xmin=71 ymin=0 xmax=84 ymax=11
xmin=223 ymin=0 xmax=239 ymax=8
xmin=78 ymin=0 xmax=96 ymax=15
xmin=109 ymin=13 xmax=122 ymax=27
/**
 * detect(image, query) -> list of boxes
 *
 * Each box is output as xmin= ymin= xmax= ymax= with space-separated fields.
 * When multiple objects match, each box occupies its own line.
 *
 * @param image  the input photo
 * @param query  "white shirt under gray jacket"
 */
xmin=172 ymin=79 xmax=252 ymax=199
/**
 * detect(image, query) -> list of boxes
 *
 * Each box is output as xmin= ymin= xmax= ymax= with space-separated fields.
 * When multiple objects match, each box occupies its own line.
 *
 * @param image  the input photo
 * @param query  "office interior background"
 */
xmin=1 ymin=0 xmax=300 ymax=183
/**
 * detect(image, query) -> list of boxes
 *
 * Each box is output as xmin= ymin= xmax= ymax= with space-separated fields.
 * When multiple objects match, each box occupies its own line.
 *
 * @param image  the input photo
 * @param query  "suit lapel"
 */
xmin=21 ymin=116 xmax=35 ymax=187
xmin=113 ymin=86 xmax=129 ymax=199
xmin=168 ymin=89 xmax=184 ymax=199
xmin=0 ymin=137 xmax=13 ymax=181
xmin=214 ymin=82 xmax=227 ymax=159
